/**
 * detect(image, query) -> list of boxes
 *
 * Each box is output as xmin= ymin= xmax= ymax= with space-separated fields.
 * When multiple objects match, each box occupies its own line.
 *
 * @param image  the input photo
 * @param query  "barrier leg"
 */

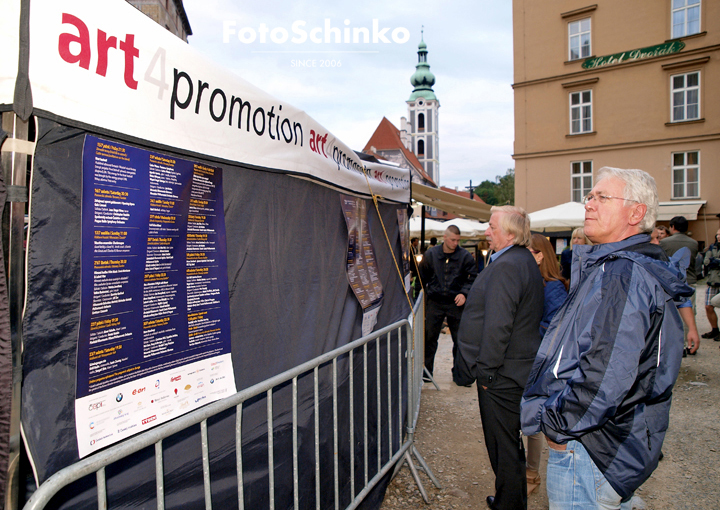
xmin=411 ymin=445 xmax=441 ymax=489
xmin=403 ymin=451 xmax=430 ymax=504
xmin=422 ymin=367 xmax=440 ymax=391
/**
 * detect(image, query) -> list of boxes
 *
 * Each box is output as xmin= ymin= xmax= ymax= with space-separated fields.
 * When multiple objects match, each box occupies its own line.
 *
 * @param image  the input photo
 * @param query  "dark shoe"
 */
xmin=701 ymin=329 xmax=719 ymax=339
xmin=453 ymin=379 xmax=473 ymax=388
xmin=683 ymin=348 xmax=687 ymax=358
xmin=486 ymin=495 xmax=495 ymax=509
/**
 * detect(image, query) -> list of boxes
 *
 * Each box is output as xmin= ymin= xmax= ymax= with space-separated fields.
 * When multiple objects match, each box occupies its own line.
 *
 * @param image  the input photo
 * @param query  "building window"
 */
xmin=672 ymin=151 xmax=699 ymax=198
xmin=570 ymin=90 xmax=592 ymax=134
xmin=671 ymin=71 xmax=700 ymax=122
xmin=568 ymin=18 xmax=591 ymax=61
xmin=672 ymin=0 xmax=701 ymax=39
xmin=417 ymin=139 xmax=425 ymax=156
xmin=571 ymin=161 xmax=593 ymax=202
xmin=418 ymin=113 xmax=425 ymax=131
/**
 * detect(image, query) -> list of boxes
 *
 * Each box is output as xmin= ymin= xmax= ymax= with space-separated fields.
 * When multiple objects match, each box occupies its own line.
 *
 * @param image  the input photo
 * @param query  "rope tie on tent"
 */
xmin=410 ymin=242 xmax=424 ymax=296
xmin=360 ymin=167 xmax=416 ymax=324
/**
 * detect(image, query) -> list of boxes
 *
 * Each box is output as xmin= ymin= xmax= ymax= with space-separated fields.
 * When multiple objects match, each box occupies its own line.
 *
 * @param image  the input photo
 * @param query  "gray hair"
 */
xmin=490 ymin=205 xmax=532 ymax=247
xmin=596 ymin=167 xmax=658 ymax=232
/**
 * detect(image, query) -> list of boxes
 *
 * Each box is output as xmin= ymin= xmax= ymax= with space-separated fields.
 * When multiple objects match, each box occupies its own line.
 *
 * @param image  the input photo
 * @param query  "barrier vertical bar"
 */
xmin=349 ymin=349 xmax=355 ymax=500
xmin=96 ymin=467 xmax=107 ymax=510
xmin=267 ymin=390 xmax=275 ymax=510
xmin=376 ymin=337 xmax=381 ymax=473
xmin=398 ymin=326 xmax=403 ymax=450
xmin=386 ymin=332 xmax=392 ymax=455
xmin=236 ymin=403 xmax=244 ymax=510
xmin=201 ymin=420 xmax=212 ymax=510
xmin=292 ymin=377 xmax=299 ymax=510
xmin=363 ymin=344 xmax=368 ymax=487
xmin=314 ymin=367 xmax=320 ymax=510
xmin=332 ymin=359 xmax=339 ymax=510
xmin=155 ymin=441 xmax=165 ymax=510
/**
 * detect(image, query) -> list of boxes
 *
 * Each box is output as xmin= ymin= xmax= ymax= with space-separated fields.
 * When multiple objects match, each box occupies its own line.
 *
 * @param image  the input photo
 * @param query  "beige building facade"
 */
xmin=513 ymin=0 xmax=719 ymax=246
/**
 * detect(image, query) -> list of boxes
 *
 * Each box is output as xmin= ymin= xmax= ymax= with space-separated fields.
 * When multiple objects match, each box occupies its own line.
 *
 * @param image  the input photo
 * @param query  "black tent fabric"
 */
xmin=21 ymin=118 xmax=411 ymax=508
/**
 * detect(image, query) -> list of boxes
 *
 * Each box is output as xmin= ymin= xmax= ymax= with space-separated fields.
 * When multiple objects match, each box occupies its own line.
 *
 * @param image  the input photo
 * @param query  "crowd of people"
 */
xmin=411 ymin=166 xmax=720 ymax=510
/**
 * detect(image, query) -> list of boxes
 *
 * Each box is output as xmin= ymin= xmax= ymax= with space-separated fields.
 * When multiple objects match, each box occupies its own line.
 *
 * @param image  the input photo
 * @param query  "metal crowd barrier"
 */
xmin=23 ymin=292 xmax=439 ymax=510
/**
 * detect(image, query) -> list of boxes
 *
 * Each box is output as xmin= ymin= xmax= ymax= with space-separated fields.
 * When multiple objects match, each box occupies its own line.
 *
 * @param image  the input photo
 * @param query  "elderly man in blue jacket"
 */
xmin=521 ymin=167 xmax=692 ymax=509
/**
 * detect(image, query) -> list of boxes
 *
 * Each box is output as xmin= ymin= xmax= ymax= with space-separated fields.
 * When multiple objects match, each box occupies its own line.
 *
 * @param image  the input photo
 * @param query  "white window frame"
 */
xmin=672 ymin=151 xmax=700 ymax=199
xmin=571 ymin=161 xmax=593 ymax=203
xmin=568 ymin=18 xmax=591 ymax=61
xmin=569 ymin=90 xmax=593 ymax=134
xmin=672 ymin=0 xmax=701 ymax=39
xmin=671 ymin=71 xmax=700 ymax=122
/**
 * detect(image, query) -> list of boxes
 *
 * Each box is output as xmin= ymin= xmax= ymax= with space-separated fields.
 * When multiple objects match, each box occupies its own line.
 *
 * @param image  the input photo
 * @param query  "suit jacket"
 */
xmin=455 ymin=245 xmax=544 ymax=389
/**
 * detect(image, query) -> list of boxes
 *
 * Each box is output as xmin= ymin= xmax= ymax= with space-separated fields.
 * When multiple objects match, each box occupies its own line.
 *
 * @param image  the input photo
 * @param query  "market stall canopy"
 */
xmin=529 ymin=201 xmax=586 ymax=232
xmin=657 ymin=200 xmax=706 ymax=221
xmin=409 ymin=217 xmax=447 ymax=238
xmin=445 ymin=218 xmax=488 ymax=239
xmin=412 ymin=183 xmax=492 ymax=221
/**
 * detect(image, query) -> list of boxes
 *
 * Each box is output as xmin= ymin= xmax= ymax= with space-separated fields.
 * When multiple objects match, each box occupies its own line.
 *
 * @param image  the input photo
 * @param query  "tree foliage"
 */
xmin=474 ymin=169 xmax=514 ymax=206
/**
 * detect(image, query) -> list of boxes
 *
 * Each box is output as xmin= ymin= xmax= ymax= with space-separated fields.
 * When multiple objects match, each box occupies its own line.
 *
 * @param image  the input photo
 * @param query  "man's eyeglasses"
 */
xmin=582 ymin=193 xmax=639 ymax=205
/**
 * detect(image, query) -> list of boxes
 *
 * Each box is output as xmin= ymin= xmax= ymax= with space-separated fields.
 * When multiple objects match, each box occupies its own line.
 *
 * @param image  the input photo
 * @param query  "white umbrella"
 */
xmin=529 ymin=202 xmax=586 ymax=232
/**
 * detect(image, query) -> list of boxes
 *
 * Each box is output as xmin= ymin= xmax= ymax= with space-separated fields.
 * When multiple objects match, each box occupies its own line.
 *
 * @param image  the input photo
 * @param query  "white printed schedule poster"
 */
xmin=75 ymin=135 xmax=236 ymax=458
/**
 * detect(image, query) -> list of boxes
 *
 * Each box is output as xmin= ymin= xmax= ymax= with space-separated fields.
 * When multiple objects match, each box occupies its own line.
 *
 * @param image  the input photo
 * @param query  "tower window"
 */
xmin=418 ymin=113 xmax=425 ymax=131
xmin=417 ymin=140 xmax=425 ymax=156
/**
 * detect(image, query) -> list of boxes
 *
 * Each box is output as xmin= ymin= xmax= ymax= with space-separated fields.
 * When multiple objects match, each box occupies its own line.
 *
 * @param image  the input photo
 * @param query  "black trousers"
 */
xmin=478 ymin=381 xmax=527 ymax=510
xmin=424 ymin=299 xmax=463 ymax=375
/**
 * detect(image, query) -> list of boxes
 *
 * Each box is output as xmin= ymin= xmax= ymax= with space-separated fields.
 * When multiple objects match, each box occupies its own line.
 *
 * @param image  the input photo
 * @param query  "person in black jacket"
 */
xmin=455 ymin=206 xmax=544 ymax=510
xmin=417 ymin=225 xmax=477 ymax=378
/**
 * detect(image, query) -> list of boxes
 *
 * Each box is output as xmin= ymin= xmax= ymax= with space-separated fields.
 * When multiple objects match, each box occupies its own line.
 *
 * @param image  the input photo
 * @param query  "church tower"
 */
xmin=405 ymin=34 xmax=439 ymax=185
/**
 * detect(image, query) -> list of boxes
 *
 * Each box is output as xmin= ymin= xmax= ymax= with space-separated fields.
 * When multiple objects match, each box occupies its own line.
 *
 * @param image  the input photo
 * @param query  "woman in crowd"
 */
xmin=525 ymin=233 xmax=569 ymax=494
xmin=560 ymin=227 xmax=592 ymax=281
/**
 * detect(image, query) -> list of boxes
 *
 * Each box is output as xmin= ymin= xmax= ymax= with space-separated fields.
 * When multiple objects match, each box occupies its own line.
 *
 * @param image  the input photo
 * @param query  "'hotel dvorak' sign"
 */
xmin=582 ymin=41 xmax=685 ymax=70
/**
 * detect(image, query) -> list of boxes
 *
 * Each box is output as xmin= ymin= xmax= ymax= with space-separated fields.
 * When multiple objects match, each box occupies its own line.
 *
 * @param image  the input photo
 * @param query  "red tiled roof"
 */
xmin=363 ymin=117 xmax=436 ymax=186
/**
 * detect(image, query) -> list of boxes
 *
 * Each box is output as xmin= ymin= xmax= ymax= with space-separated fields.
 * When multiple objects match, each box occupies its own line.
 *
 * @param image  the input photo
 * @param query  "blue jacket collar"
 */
xmin=571 ymin=234 xmax=693 ymax=301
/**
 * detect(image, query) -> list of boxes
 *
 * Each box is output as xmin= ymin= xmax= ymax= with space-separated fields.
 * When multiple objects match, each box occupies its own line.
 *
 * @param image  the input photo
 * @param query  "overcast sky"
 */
xmin=182 ymin=0 xmax=514 ymax=191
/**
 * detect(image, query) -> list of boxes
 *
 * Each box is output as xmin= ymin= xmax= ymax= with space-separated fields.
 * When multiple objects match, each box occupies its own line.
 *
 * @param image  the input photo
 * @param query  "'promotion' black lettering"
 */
xmin=170 ymin=68 xmax=304 ymax=147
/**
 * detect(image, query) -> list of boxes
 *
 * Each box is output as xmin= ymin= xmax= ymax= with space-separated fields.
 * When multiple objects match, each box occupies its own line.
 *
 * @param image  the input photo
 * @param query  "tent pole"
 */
xmin=420 ymin=207 xmax=426 ymax=252
xmin=1 ymin=112 xmax=29 ymax=510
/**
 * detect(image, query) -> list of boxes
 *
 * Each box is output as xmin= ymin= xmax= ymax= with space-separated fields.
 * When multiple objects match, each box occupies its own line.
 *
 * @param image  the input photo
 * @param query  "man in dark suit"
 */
xmin=455 ymin=205 xmax=544 ymax=510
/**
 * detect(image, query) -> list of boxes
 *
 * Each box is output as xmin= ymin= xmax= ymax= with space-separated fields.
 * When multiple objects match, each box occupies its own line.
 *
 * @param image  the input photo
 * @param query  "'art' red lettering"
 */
xmin=58 ymin=13 xmax=139 ymax=90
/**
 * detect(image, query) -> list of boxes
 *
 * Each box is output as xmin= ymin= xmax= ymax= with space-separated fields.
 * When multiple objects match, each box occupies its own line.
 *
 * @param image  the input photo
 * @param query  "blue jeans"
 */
xmin=546 ymin=440 xmax=632 ymax=510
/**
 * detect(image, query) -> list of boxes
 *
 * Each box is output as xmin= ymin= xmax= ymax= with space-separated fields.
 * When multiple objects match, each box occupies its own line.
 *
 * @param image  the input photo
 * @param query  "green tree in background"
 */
xmin=475 ymin=180 xmax=499 ymax=205
xmin=474 ymin=169 xmax=514 ymax=206
xmin=496 ymin=168 xmax=515 ymax=205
